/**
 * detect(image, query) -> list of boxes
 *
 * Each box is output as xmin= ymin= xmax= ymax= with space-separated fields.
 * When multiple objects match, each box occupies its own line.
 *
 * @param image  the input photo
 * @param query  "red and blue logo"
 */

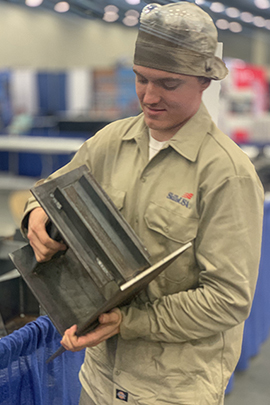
xmin=167 ymin=192 xmax=193 ymax=208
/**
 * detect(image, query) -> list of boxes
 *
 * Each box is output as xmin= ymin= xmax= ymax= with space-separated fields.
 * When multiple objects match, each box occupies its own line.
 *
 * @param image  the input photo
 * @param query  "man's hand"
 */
xmin=60 ymin=308 xmax=122 ymax=352
xmin=27 ymin=207 xmax=67 ymax=262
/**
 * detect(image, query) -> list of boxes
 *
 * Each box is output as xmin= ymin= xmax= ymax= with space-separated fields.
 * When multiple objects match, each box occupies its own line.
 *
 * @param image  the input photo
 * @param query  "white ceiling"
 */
xmin=2 ymin=0 xmax=270 ymax=33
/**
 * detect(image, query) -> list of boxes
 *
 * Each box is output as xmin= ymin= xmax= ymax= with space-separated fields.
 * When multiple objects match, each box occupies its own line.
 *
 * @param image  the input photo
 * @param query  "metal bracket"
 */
xmin=9 ymin=165 xmax=191 ymax=356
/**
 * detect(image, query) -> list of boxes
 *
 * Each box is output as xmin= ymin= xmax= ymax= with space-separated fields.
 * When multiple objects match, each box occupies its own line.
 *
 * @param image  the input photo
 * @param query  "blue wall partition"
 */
xmin=37 ymin=72 xmax=67 ymax=116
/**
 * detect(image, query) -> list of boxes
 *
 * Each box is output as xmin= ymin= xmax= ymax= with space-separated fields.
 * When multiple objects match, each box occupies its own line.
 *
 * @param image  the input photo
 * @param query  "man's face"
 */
xmin=133 ymin=65 xmax=210 ymax=140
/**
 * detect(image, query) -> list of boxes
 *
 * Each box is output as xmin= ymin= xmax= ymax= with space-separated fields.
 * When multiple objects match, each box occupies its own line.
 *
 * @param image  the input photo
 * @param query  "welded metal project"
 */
xmin=10 ymin=165 xmax=191 ymax=342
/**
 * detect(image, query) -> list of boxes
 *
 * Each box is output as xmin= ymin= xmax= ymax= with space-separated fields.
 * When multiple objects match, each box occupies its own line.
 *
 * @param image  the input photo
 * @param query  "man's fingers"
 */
xmin=60 ymin=325 xmax=79 ymax=351
xmin=27 ymin=207 xmax=67 ymax=262
xmin=99 ymin=309 xmax=120 ymax=324
xmin=60 ymin=309 xmax=122 ymax=352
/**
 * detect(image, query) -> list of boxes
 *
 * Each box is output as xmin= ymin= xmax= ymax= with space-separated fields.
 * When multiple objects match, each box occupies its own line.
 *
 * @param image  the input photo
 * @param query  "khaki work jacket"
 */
xmin=23 ymin=103 xmax=264 ymax=405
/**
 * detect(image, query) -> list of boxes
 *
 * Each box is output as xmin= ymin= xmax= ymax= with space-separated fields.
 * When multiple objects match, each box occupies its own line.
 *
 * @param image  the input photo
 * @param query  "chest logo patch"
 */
xmin=116 ymin=389 xmax=128 ymax=402
xmin=167 ymin=192 xmax=193 ymax=209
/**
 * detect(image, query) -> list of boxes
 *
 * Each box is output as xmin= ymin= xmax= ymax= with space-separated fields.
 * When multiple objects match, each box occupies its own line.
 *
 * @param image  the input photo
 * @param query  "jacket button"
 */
xmin=164 ymin=226 xmax=169 ymax=233
xmin=115 ymin=370 xmax=121 ymax=376
xmin=141 ymin=177 xmax=146 ymax=183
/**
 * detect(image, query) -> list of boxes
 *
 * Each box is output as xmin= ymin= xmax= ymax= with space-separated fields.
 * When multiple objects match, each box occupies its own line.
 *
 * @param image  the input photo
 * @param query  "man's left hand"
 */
xmin=60 ymin=308 xmax=122 ymax=352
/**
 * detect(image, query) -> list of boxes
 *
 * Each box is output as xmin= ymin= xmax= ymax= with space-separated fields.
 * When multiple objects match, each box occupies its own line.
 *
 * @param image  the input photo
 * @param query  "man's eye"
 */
xmin=162 ymin=82 xmax=179 ymax=90
xmin=137 ymin=77 xmax=148 ymax=84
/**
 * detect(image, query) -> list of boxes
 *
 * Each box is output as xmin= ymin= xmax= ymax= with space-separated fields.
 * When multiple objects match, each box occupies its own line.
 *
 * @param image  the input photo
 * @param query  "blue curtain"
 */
xmin=0 ymin=316 xmax=85 ymax=405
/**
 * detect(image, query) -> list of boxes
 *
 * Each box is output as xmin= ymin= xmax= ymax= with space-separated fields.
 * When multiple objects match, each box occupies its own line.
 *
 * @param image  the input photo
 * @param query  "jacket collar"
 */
xmin=167 ymin=102 xmax=213 ymax=162
xmin=122 ymin=102 xmax=213 ymax=162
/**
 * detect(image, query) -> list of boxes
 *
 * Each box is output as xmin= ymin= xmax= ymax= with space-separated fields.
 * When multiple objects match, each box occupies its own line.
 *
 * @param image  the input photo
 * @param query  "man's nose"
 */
xmin=143 ymin=83 xmax=161 ymax=104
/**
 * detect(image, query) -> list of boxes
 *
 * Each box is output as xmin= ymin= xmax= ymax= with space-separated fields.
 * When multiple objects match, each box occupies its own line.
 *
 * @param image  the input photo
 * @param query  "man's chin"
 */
xmin=144 ymin=116 xmax=161 ymax=128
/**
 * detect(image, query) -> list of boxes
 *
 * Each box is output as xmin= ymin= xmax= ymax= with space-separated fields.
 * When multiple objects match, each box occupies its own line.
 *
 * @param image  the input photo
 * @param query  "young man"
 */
xmin=23 ymin=3 xmax=264 ymax=404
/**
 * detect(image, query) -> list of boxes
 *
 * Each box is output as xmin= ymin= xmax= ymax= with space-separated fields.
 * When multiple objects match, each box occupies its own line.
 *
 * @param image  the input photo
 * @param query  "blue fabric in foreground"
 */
xmin=0 ymin=316 xmax=85 ymax=405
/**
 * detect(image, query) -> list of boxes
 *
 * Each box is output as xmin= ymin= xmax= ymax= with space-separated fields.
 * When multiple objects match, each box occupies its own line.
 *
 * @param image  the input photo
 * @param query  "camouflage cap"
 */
xmin=134 ymin=2 xmax=228 ymax=80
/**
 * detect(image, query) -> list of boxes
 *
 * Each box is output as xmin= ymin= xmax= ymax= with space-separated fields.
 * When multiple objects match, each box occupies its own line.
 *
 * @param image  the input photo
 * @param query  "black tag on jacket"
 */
xmin=116 ymin=389 xmax=128 ymax=402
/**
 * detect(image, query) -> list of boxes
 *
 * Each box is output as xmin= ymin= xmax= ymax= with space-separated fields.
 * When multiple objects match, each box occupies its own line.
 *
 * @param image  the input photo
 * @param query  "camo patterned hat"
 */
xmin=134 ymin=2 xmax=228 ymax=80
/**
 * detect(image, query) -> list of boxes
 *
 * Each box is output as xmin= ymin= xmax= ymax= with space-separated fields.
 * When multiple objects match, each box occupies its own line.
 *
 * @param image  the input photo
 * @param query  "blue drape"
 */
xmin=0 ymin=316 xmax=85 ymax=405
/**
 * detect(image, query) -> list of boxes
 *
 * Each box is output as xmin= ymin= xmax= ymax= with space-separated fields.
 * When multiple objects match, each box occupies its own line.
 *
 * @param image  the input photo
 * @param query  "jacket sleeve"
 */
xmin=120 ymin=175 xmax=264 ymax=342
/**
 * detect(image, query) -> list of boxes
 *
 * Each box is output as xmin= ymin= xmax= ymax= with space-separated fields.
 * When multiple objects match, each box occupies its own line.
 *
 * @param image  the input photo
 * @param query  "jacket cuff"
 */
xmin=120 ymin=305 xmax=152 ymax=340
xmin=20 ymin=198 xmax=41 ymax=239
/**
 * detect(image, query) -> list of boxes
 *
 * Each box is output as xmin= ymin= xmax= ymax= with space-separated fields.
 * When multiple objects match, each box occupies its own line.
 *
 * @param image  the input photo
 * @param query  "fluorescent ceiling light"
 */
xmin=254 ymin=16 xmax=266 ymax=26
xmin=226 ymin=7 xmax=240 ymax=18
xmin=240 ymin=12 xmax=254 ymax=23
xmin=216 ymin=19 xmax=229 ymax=30
xmin=229 ymin=22 xmax=242 ymax=33
xmin=254 ymin=0 xmax=270 ymax=9
xmin=54 ymin=1 xmax=70 ymax=12
xmin=104 ymin=5 xmax=119 ymax=13
xmin=125 ymin=9 xmax=139 ymax=18
xmin=125 ymin=0 xmax=140 ymax=5
xmin=265 ymin=19 xmax=270 ymax=29
xmin=123 ymin=15 xmax=138 ymax=26
xmin=103 ymin=11 xmax=119 ymax=22
xmin=210 ymin=2 xmax=225 ymax=13
xmin=25 ymin=0 xmax=43 ymax=7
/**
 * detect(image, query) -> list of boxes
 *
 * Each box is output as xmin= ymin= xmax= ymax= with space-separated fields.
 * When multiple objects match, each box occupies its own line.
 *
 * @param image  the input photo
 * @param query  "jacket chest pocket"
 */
xmin=144 ymin=202 xmax=199 ymax=287
xmin=145 ymin=202 xmax=198 ymax=244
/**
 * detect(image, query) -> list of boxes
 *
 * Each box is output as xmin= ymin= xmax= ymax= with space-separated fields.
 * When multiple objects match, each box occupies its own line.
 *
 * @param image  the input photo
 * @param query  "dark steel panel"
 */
xmin=9 ymin=165 xmax=191 ymax=359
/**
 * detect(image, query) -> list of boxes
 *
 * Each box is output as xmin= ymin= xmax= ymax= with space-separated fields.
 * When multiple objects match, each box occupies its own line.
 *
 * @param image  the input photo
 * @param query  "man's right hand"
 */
xmin=27 ymin=207 xmax=67 ymax=262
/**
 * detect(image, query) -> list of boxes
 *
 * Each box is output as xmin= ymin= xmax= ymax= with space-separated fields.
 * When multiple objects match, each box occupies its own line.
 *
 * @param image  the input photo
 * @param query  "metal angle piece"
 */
xmin=9 ymin=165 xmax=192 ymax=360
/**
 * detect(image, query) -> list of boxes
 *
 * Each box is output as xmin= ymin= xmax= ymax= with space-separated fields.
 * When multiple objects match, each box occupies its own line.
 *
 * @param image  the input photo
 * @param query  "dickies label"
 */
xmin=116 ymin=389 xmax=128 ymax=402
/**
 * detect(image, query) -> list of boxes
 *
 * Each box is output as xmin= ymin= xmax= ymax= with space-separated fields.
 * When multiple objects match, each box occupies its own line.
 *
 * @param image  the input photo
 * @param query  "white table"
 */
xmin=0 ymin=135 xmax=86 ymax=176
xmin=0 ymin=135 xmax=85 ymax=155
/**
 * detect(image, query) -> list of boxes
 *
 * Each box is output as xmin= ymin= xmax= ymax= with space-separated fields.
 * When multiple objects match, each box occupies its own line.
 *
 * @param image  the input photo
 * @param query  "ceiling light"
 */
xmin=25 ymin=0 xmax=43 ymax=7
xmin=103 ymin=11 xmax=119 ymax=22
xmin=125 ymin=9 xmax=140 ymax=18
xmin=240 ymin=12 xmax=254 ymax=23
xmin=226 ymin=7 xmax=240 ymax=18
xmin=210 ymin=3 xmax=225 ymax=13
xmin=254 ymin=16 xmax=266 ymax=27
xmin=265 ymin=19 xmax=270 ymax=29
xmin=216 ymin=19 xmax=229 ymax=30
xmin=195 ymin=0 xmax=205 ymax=4
xmin=104 ymin=5 xmax=119 ymax=13
xmin=54 ymin=1 xmax=69 ymax=12
xmin=123 ymin=15 xmax=138 ymax=26
xmin=229 ymin=22 xmax=242 ymax=33
xmin=254 ymin=0 xmax=270 ymax=9
xmin=125 ymin=0 xmax=140 ymax=5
